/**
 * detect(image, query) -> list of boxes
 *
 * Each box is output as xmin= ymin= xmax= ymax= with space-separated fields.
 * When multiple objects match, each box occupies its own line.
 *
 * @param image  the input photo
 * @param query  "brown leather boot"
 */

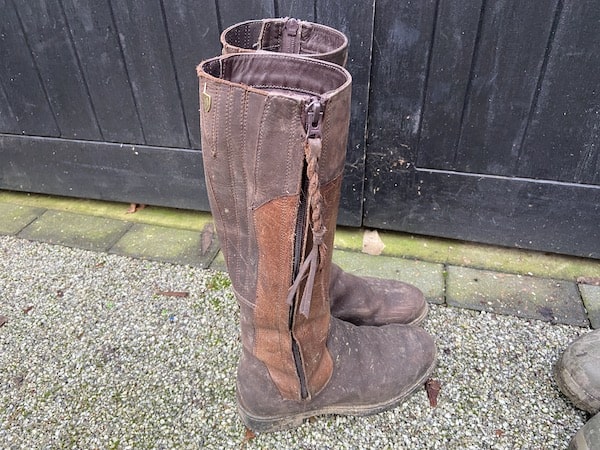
xmin=220 ymin=17 xmax=428 ymax=327
xmin=197 ymin=53 xmax=436 ymax=432
xmin=221 ymin=17 xmax=348 ymax=66
xmin=554 ymin=329 xmax=600 ymax=414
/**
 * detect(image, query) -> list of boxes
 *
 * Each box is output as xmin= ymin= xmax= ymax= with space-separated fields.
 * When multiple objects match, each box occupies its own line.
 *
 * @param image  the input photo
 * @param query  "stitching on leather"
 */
xmin=224 ymin=85 xmax=242 ymax=286
xmin=253 ymin=97 xmax=272 ymax=208
xmin=211 ymin=82 xmax=220 ymax=157
xmin=322 ymin=98 xmax=333 ymax=175
xmin=235 ymin=52 xmax=348 ymax=76
xmin=254 ymin=85 xmax=321 ymax=96
xmin=241 ymin=89 xmax=257 ymax=300
xmin=283 ymin=105 xmax=294 ymax=194
xmin=244 ymin=22 xmax=250 ymax=48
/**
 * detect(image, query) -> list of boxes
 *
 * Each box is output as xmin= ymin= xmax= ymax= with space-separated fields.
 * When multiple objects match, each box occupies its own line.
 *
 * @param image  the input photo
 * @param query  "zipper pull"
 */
xmin=282 ymin=18 xmax=300 ymax=54
xmin=284 ymin=18 xmax=299 ymax=37
xmin=306 ymin=98 xmax=323 ymax=139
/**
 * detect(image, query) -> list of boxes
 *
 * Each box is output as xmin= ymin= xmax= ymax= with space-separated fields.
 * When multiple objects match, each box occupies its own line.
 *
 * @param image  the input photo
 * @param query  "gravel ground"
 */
xmin=0 ymin=235 xmax=590 ymax=449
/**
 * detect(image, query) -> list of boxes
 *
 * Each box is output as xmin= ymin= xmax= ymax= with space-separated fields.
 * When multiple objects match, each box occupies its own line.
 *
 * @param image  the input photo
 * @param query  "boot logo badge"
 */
xmin=202 ymin=83 xmax=212 ymax=113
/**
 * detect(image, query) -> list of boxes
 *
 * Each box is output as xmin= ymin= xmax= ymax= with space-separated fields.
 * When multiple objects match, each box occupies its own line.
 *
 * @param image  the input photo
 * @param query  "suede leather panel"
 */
xmin=293 ymin=175 xmax=343 ymax=397
xmin=253 ymin=195 xmax=301 ymax=400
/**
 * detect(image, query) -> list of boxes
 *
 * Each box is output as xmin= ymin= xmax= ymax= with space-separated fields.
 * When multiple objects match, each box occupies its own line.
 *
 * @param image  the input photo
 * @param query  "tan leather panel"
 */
xmin=253 ymin=195 xmax=301 ymax=400
xmin=292 ymin=175 xmax=343 ymax=397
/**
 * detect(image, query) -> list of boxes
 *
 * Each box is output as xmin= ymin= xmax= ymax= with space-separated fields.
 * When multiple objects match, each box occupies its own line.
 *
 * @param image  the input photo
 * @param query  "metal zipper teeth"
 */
xmin=289 ymin=165 xmax=309 ymax=400
xmin=288 ymin=98 xmax=323 ymax=401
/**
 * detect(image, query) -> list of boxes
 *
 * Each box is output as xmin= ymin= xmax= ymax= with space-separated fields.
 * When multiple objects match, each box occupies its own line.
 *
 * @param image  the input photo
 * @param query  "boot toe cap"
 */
xmin=555 ymin=330 xmax=600 ymax=414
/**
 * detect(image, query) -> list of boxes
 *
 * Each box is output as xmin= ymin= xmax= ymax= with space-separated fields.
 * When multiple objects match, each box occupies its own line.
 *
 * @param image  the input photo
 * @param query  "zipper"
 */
xmin=281 ymin=18 xmax=300 ymax=54
xmin=288 ymin=97 xmax=323 ymax=400
xmin=289 ymin=168 xmax=308 ymax=399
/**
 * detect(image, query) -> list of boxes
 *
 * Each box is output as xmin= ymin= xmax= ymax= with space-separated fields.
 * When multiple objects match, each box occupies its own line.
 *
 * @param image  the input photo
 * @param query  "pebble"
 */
xmin=0 ymin=235 xmax=589 ymax=448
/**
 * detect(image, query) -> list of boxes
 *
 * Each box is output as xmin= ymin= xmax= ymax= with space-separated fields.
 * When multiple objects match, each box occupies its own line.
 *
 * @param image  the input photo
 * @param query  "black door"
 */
xmin=0 ymin=0 xmax=370 ymax=226
xmin=364 ymin=0 xmax=600 ymax=258
xmin=1 ymin=0 xmax=599 ymax=258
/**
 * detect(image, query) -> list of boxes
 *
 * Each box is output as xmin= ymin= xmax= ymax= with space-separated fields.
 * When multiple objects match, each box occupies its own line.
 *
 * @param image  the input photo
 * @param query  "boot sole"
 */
xmin=237 ymin=356 xmax=437 ymax=433
xmin=409 ymin=302 xmax=429 ymax=327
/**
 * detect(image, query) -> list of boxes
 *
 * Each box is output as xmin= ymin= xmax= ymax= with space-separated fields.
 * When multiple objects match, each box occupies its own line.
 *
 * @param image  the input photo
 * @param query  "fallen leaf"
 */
xmin=577 ymin=276 xmax=600 ymax=286
xmin=126 ymin=203 xmax=146 ymax=214
xmin=425 ymin=378 xmax=441 ymax=407
xmin=0 ymin=315 xmax=7 ymax=327
xmin=22 ymin=306 xmax=34 ymax=314
xmin=241 ymin=427 xmax=256 ymax=447
xmin=156 ymin=290 xmax=189 ymax=298
xmin=201 ymin=222 xmax=215 ymax=255
xmin=362 ymin=229 xmax=385 ymax=256
xmin=495 ymin=429 xmax=505 ymax=437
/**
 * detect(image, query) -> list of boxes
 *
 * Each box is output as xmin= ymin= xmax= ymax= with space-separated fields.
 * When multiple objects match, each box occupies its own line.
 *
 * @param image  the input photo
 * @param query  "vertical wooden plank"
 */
xmin=0 ymin=0 xmax=58 ymax=136
xmin=453 ymin=0 xmax=558 ymax=176
xmin=60 ymin=0 xmax=144 ymax=144
xmin=316 ymin=0 xmax=374 ymax=226
xmin=276 ymin=0 xmax=314 ymax=20
xmin=366 ymin=0 xmax=437 ymax=162
xmin=216 ymin=0 xmax=275 ymax=29
xmin=364 ymin=0 xmax=437 ymax=224
xmin=162 ymin=0 xmax=221 ymax=149
xmin=518 ymin=0 xmax=600 ymax=185
xmin=10 ymin=0 xmax=101 ymax=139
xmin=416 ymin=0 xmax=482 ymax=169
xmin=110 ymin=0 xmax=189 ymax=148
xmin=0 ymin=82 xmax=18 ymax=133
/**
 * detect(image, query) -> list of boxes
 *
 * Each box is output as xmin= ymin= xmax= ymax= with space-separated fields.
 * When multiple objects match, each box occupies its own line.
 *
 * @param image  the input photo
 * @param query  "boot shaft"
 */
xmin=198 ymin=54 xmax=351 ymax=301
xmin=221 ymin=18 xmax=348 ymax=66
xmin=197 ymin=53 xmax=352 ymax=400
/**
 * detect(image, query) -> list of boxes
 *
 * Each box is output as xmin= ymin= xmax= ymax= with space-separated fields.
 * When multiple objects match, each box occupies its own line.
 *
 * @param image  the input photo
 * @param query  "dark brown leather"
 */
xmin=220 ymin=18 xmax=429 ymax=328
xmin=197 ymin=52 xmax=436 ymax=431
xmin=199 ymin=53 xmax=351 ymax=401
xmin=554 ymin=329 xmax=600 ymax=414
xmin=237 ymin=318 xmax=436 ymax=430
xmin=329 ymin=265 xmax=429 ymax=326
xmin=221 ymin=18 xmax=348 ymax=67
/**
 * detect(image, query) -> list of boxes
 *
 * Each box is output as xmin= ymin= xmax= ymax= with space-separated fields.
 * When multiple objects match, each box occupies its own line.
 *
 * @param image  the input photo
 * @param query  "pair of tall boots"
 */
xmin=197 ymin=18 xmax=436 ymax=432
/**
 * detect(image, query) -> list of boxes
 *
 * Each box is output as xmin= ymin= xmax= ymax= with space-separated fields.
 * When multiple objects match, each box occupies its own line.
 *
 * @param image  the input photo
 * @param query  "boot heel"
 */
xmin=237 ymin=404 xmax=306 ymax=433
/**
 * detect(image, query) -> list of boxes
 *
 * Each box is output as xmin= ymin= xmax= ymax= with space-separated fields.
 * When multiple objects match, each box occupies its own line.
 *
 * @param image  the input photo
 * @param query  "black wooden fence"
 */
xmin=1 ymin=0 xmax=599 ymax=258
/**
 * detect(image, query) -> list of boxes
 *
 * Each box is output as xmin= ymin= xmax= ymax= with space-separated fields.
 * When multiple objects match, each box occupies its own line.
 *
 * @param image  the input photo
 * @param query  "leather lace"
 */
xmin=286 ymin=137 xmax=327 ymax=318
